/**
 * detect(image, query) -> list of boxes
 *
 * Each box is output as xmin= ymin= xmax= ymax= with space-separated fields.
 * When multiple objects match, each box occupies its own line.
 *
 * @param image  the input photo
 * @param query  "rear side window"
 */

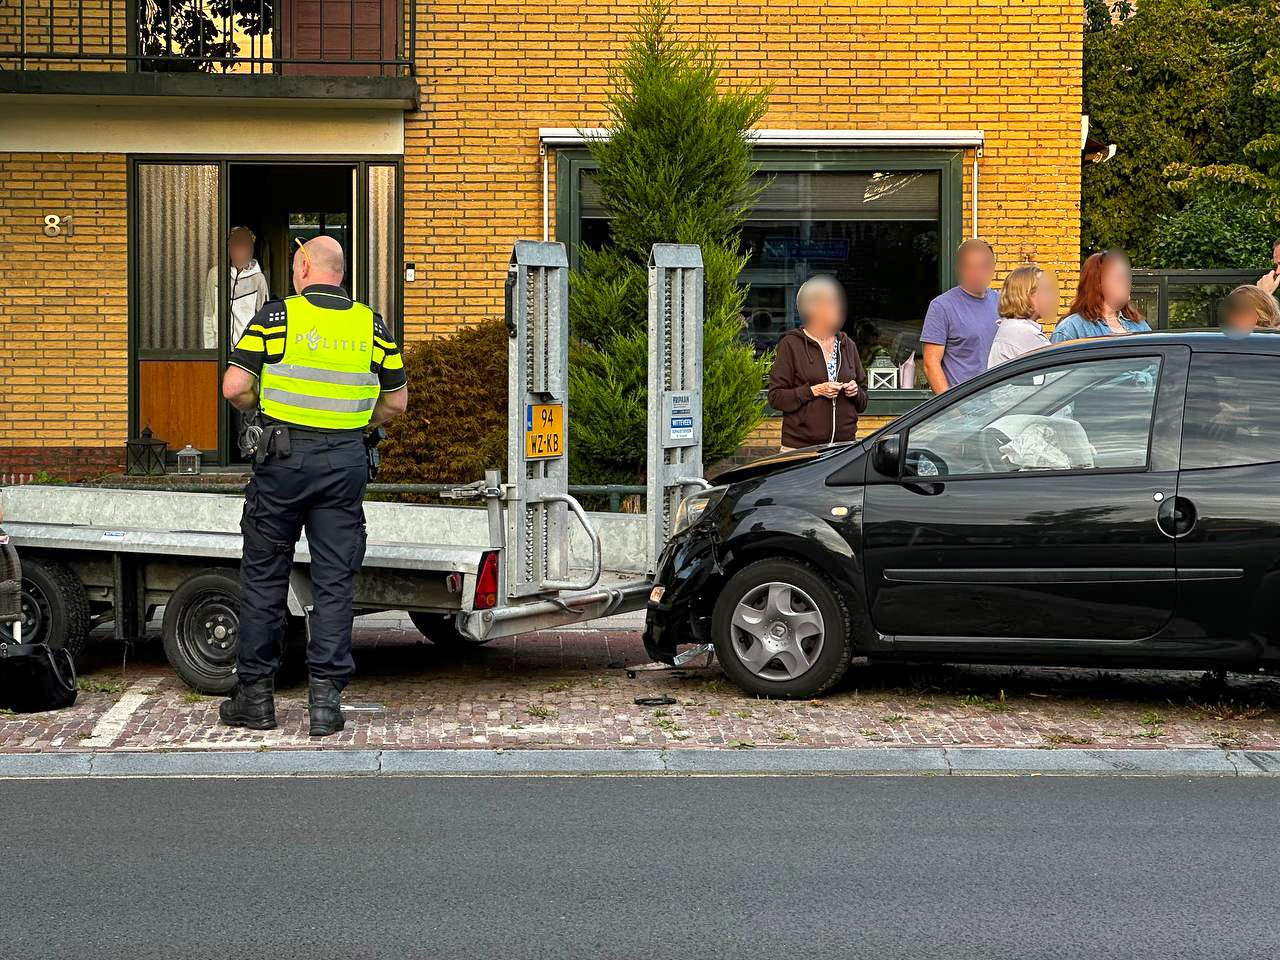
xmin=1182 ymin=353 xmax=1280 ymax=469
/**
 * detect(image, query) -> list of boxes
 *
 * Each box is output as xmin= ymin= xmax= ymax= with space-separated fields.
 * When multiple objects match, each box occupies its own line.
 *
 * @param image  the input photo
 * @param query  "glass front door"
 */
xmin=130 ymin=159 xmax=401 ymax=466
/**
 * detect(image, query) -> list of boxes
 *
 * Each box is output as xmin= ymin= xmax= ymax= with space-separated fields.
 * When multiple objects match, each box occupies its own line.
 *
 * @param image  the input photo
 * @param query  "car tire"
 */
xmin=407 ymin=610 xmax=486 ymax=648
xmin=9 ymin=557 xmax=91 ymax=663
xmin=711 ymin=558 xmax=853 ymax=699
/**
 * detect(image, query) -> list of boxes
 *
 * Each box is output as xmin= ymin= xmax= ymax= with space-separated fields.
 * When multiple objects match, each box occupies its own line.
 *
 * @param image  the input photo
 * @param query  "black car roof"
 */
xmin=1046 ymin=330 xmax=1280 ymax=355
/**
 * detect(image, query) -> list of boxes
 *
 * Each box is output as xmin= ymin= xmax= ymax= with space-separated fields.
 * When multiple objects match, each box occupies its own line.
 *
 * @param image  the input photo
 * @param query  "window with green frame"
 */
xmin=557 ymin=148 xmax=964 ymax=397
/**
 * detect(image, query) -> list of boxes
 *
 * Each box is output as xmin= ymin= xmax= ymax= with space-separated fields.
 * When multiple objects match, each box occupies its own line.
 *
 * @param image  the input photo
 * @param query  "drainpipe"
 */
xmin=971 ymin=146 xmax=981 ymax=239
xmin=541 ymin=142 xmax=549 ymax=242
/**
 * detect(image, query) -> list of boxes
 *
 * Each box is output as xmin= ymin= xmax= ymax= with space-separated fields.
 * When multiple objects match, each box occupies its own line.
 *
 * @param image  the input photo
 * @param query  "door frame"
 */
xmin=127 ymin=154 xmax=404 ymax=466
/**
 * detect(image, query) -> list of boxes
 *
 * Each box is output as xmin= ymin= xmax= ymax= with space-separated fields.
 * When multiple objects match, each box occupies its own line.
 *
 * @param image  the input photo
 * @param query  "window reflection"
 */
xmin=578 ymin=166 xmax=942 ymax=371
xmin=905 ymin=357 xmax=1162 ymax=477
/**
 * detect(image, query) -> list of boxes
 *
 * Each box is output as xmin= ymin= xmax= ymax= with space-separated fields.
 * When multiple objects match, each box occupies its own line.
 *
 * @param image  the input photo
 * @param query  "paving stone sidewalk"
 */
xmin=4 ymin=618 xmax=1280 ymax=753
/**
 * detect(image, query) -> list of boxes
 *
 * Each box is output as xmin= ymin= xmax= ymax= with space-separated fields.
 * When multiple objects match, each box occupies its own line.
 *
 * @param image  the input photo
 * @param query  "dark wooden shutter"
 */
xmin=279 ymin=0 xmax=398 ymax=76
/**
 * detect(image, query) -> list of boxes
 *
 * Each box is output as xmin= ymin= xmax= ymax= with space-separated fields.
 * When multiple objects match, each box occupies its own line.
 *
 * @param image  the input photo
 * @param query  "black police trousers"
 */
xmin=237 ymin=432 xmax=367 ymax=687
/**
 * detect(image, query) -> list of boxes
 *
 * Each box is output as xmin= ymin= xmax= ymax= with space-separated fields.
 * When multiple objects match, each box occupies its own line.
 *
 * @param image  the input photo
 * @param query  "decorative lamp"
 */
xmin=125 ymin=426 xmax=167 ymax=477
xmin=176 ymin=444 xmax=202 ymax=476
xmin=867 ymin=352 xmax=898 ymax=390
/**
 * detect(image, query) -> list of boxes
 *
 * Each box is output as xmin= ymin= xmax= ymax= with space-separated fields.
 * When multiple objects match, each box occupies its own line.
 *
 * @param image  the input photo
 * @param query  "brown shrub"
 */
xmin=378 ymin=320 xmax=508 ymax=485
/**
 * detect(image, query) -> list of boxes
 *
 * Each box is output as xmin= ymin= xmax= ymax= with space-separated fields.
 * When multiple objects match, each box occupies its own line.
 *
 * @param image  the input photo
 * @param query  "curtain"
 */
xmin=136 ymin=163 xmax=219 ymax=351
xmin=367 ymin=164 xmax=397 ymax=334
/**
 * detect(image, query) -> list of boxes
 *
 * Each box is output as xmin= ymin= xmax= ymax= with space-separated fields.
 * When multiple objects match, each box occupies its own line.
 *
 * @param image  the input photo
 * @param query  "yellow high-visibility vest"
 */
xmin=258 ymin=295 xmax=380 ymax=430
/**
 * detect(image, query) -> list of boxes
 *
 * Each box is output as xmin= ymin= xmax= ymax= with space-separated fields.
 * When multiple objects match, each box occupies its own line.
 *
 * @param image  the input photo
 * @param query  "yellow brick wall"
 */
xmin=0 ymin=153 xmax=129 ymax=453
xmin=403 ymin=0 xmax=1082 ymax=339
xmin=0 ymin=0 xmax=126 ymax=71
xmin=0 ymin=1 xmax=1080 ymax=471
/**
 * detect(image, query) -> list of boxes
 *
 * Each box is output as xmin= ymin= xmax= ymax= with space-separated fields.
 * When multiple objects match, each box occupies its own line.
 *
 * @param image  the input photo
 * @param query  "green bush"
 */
xmin=378 ymin=320 xmax=507 ymax=486
xmin=568 ymin=0 xmax=771 ymax=485
xmin=1148 ymin=198 xmax=1277 ymax=269
xmin=1083 ymin=0 xmax=1280 ymax=261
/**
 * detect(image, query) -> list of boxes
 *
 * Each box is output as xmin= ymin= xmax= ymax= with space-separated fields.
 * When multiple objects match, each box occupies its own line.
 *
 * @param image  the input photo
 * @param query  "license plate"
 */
xmin=525 ymin=403 xmax=564 ymax=460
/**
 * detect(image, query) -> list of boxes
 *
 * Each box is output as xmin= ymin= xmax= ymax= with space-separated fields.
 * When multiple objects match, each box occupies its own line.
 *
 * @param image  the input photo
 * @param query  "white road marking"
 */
xmin=81 ymin=678 xmax=161 ymax=747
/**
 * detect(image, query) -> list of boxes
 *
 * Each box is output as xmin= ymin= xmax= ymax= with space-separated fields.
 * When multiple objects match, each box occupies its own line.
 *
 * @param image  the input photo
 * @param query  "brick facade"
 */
xmin=0 ymin=1 xmax=1082 ymax=474
xmin=0 ymin=153 xmax=128 ymax=479
xmin=0 ymin=0 xmax=125 ymax=71
xmin=404 ymin=0 xmax=1082 ymax=339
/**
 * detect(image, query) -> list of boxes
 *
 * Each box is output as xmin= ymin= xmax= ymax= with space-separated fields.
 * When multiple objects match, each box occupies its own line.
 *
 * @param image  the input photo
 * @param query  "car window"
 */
xmin=904 ymin=356 xmax=1161 ymax=478
xmin=1181 ymin=353 xmax=1280 ymax=469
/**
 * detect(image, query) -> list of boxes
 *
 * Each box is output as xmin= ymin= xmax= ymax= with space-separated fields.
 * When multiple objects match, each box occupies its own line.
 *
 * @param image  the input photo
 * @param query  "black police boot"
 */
xmin=308 ymin=678 xmax=346 ymax=738
xmin=218 ymin=678 xmax=276 ymax=730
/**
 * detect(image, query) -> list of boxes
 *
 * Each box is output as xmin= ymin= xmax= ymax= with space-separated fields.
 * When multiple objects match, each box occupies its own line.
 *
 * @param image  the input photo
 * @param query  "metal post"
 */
xmin=505 ymin=241 xmax=570 ymax=599
xmin=645 ymin=244 xmax=705 ymax=574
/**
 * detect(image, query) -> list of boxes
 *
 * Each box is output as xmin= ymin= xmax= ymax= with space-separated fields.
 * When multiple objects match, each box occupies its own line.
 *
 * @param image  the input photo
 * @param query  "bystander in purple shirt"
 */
xmin=920 ymin=286 xmax=999 ymax=388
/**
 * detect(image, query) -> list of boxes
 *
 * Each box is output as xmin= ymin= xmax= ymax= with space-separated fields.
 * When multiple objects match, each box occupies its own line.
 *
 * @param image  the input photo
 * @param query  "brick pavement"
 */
xmin=4 ymin=622 xmax=1280 ymax=753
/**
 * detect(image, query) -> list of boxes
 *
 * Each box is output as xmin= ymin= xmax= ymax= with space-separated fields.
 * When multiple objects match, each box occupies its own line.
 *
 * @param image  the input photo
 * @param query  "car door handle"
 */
xmin=1156 ymin=496 xmax=1197 ymax=539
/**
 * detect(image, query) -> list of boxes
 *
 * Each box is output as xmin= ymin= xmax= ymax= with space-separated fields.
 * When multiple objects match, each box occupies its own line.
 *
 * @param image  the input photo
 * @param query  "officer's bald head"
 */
xmin=292 ymin=234 xmax=345 ymax=294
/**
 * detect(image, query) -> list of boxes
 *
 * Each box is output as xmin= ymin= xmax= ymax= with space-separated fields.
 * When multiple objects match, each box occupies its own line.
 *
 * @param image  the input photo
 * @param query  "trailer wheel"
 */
xmin=163 ymin=570 xmax=306 ymax=693
xmin=162 ymin=568 xmax=261 ymax=694
xmin=6 ymin=558 xmax=91 ymax=662
xmin=407 ymin=611 xmax=488 ymax=648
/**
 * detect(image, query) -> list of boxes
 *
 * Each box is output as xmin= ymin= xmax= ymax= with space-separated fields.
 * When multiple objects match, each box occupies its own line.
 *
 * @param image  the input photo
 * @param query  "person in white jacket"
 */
xmin=202 ymin=226 xmax=270 ymax=350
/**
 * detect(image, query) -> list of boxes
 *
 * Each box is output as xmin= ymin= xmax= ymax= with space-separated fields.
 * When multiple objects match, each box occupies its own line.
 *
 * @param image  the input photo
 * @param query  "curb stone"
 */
xmin=0 ymin=747 xmax=1277 ymax=778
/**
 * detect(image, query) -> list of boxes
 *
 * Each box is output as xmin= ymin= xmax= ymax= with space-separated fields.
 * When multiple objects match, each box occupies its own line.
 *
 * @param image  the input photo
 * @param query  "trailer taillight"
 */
xmin=474 ymin=550 xmax=499 ymax=610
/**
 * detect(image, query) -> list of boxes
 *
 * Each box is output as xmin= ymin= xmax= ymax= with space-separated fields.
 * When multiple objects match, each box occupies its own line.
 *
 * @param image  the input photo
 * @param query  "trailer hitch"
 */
xmin=441 ymin=479 xmax=511 ymax=502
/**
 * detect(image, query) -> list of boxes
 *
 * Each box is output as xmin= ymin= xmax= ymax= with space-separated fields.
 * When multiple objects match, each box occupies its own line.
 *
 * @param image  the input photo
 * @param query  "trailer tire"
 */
xmin=407 ymin=610 xmax=487 ymax=648
xmin=163 ymin=570 xmax=242 ymax=694
xmin=8 ymin=558 xmax=91 ymax=663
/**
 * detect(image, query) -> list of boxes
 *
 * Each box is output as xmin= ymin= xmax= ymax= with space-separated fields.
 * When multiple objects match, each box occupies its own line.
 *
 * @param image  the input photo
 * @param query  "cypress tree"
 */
xmin=568 ymin=0 xmax=771 ymax=484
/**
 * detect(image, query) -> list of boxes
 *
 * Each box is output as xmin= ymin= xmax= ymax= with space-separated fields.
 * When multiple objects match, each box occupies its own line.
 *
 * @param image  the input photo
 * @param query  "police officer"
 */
xmin=218 ymin=235 xmax=408 ymax=737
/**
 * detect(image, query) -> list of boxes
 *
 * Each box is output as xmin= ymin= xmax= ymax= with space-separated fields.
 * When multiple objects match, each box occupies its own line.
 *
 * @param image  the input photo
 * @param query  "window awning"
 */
xmin=538 ymin=127 xmax=984 ymax=150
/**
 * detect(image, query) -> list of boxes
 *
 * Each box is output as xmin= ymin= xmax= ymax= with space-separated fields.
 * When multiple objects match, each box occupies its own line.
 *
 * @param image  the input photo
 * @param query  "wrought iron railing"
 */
xmin=1 ymin=0 xmax=414 ymax=76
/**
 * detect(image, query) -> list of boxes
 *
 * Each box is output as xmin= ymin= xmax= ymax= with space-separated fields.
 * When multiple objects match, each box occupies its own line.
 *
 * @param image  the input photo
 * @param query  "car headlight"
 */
xmin=672 ymin=486 xmax=727 ymax=537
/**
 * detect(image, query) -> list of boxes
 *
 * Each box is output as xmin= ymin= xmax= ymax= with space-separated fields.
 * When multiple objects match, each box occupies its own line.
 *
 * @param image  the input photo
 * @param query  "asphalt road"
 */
xmin=4 ymin=775 xmax=1278 ymax=960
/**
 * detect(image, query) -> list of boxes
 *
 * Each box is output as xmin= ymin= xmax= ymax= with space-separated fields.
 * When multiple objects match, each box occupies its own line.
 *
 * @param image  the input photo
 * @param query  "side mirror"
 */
xmin=872 ymin=435 xmax=902 ymax=477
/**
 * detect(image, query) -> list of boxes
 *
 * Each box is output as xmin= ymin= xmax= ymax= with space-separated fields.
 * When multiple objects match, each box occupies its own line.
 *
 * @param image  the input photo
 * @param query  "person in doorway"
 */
xmin=1255 ymin=239 xmax=1280 ymax=297
xmin=767 ymin=275 xmax=868 ymax=450
xmin=921 ymin=238 xmax=999 ymax=393
xmin=987 ymin=264 xmax=1057 ymax=366
xmin=218 ymin=235 xmax=408 ymax=737
xmin=202 ymin=226 xmax=270 ymax=350
xmin=1051 ymin=250 xmax=1150 ymax=343
xmin=1220 ymin=284 xmax=1280 ymax=334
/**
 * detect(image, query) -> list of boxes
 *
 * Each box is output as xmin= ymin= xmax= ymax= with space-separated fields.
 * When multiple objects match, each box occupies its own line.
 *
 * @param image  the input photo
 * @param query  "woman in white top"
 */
xmin=987 ymin=264 xmax=1057 ymax=367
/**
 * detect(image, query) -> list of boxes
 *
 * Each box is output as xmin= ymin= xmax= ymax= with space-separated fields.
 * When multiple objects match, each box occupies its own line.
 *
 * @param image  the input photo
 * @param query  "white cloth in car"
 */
xmin=990 ymin=415 xmax=1095 ymax=470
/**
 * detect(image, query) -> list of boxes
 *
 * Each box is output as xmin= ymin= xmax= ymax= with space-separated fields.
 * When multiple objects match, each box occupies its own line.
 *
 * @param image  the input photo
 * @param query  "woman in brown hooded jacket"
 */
xmin=766 ymin=275 xmax=869 ymax=449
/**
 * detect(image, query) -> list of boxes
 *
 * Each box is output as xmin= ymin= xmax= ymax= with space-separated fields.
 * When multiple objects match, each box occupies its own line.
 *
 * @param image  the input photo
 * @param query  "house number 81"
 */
xmin=43 ymin=214 xmax=73 ymax=237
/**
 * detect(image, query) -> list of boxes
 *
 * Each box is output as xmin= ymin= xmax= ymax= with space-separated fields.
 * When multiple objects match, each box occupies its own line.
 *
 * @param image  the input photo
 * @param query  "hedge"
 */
xmin=378 ymin=320 xmax=507 ymax=486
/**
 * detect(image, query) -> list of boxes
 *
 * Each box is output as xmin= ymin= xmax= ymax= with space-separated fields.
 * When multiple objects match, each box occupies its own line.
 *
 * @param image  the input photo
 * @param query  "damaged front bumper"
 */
xmin=642 ymin=529 xmax=723 ymax=663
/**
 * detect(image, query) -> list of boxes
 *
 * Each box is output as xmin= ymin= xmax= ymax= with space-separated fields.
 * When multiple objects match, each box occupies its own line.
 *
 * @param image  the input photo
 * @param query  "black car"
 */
xmin=644 ymin=332 xmax=1280 ymax=698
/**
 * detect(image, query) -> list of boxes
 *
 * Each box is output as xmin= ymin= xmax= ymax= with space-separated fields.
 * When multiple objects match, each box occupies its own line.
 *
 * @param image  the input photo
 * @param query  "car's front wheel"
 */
xmin=711 ymin=558 xmax=853 ymax=699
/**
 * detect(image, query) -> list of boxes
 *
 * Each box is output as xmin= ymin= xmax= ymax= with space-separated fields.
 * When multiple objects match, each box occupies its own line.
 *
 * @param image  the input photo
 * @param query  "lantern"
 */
xmin=176 ymin=444 xmax=202 ymax=476
xmin=125 ymin=427 xmax=167 ymax=477
xmin=867 ymin=352 xmax=898 ymax=390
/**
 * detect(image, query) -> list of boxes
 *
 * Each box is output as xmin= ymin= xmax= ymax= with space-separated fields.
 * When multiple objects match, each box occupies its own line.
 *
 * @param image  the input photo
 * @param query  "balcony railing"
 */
xmin=1 ymin=0 xmax=414 ymax=76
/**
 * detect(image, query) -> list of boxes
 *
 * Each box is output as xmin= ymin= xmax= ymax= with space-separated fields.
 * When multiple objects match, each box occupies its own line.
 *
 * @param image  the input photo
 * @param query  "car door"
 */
xmin=1171 ymin=350 xmax=1280 ymax=661
xmin=862 ymin=345 xmax=1188 ymax=646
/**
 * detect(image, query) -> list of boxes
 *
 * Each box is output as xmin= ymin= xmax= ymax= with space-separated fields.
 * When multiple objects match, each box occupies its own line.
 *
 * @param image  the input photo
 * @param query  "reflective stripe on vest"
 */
xmin=258 ymin=295 xmax=381 ymax=430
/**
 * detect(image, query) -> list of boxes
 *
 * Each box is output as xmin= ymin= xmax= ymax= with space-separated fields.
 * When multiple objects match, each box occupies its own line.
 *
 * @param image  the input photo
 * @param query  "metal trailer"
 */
xmin=1 ymin=242 xmax=710 ymax=693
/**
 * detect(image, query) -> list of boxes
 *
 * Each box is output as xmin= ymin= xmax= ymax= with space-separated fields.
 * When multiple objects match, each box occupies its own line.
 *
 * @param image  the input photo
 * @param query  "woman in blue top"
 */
xmin=1051 ymin=249 xmax=1151 ymax=343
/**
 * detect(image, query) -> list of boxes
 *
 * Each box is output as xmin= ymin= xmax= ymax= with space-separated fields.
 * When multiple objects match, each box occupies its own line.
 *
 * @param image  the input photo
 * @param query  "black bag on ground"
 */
xmin=0 ymin=532 xmax=78 ymax=712
xmin=0 ymin=642 xmax=77 ymax=712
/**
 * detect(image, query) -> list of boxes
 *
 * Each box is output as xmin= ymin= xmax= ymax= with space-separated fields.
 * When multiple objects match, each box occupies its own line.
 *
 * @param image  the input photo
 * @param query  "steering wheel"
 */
xmin=905 ymin=448 xmax=948 ymax=478
xmin=979 ymin=427 xmax=1010 ymax=473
